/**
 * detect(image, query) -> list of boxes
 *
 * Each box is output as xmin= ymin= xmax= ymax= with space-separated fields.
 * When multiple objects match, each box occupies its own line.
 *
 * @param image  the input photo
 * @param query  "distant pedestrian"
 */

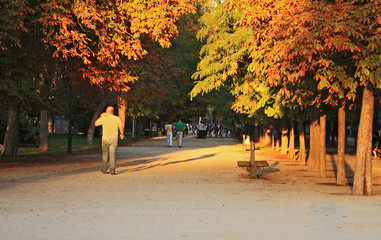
xmin=191 ymin=123 xmax=196 ymax=134
xmin=207 ymin=123 xmax=213 ymax=137
xmin=214 ymin=124 xmax=219 ymax=138
xmin=219 ymin=124 xmax=224 ymax=137
xmin=197 ymin=122 xmax=204 ymax=139
xmin=175 ymin=120 xmax=185 ymax=147
xmin=165 ymin=122 xmax=173 ymax=147
xmin=94 ymin=106 xmax=124 ymax=175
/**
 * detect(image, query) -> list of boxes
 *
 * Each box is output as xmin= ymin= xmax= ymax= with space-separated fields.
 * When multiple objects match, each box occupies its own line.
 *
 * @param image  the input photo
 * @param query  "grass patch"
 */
xmin=18 ymin=134 xmax=102 ymax=156
xmin=1 ymin=134 xmax=138 ymax=162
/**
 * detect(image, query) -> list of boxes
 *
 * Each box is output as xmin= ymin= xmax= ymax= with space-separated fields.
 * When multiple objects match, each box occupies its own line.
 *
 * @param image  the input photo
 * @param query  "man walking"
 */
xmin=175 ymin=120 xmax=185 ymax=147
xmin=95 ymin=106 xmax=124 ymax=175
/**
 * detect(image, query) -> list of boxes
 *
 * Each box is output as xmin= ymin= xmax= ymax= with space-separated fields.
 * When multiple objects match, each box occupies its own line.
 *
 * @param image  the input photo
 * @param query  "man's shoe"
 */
xmin=111 ymin=172 xmax=116 ymax=175
xmin=101 ymin=170 xmax=107 ymax=174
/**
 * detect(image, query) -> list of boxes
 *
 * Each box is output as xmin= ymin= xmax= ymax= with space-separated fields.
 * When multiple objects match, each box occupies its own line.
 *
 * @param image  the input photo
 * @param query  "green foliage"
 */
xmin=190 ymin=2 xmax=253 ymax=99
xmin=353 ymin=1 xmax=381 ymax=90
xmin=0 ymin=0 xmax=53 ymax=108
xmin=191 ymin=0 xmax=381 ymax=127
xmin=121 ymin=8 xmax=207 ymax=123
xmin=0 ymin=0 xmax=32 ymax=50
xmin=190 ymin=0 xmax=287 ymax=122
xmin=19 ymin=114 xmax=39 ymax=146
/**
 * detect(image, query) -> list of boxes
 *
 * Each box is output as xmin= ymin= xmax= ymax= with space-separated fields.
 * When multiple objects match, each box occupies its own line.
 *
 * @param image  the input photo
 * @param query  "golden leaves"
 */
xmin=40 ymin=0 xmax=195 ymax=90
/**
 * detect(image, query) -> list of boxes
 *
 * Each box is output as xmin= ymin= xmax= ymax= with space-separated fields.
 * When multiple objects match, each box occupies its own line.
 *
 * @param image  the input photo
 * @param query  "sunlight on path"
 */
xmin=1 ymin=136 xmax=381 ymax=240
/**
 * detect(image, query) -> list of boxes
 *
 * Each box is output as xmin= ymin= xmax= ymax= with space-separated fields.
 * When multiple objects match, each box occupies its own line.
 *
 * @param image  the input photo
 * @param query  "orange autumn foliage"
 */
xmin=39 ymin=0 xmax=195 ymax=91
xmin=227 ymin=0 xmax=361 ymax=106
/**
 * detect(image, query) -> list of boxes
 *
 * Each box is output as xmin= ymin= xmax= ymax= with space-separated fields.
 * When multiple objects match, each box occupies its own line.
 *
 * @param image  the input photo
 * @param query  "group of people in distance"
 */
xmin=197 ymin=122 xmax=227 ymax=139
xmin=165 ymin=121 xmax=228 ymax=142
xmin=164 ymin=120 xmax=185 ymax=148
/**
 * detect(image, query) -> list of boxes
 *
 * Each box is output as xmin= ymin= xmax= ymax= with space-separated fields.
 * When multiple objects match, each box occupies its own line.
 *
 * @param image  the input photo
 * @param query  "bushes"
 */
xmin=19 ymin=113 xmax=39 ymax=146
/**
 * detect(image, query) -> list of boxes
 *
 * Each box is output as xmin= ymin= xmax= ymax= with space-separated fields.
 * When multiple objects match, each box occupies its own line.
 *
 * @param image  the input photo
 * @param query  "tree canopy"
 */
xmin=39 ymin=0 xmax=196 ymax=91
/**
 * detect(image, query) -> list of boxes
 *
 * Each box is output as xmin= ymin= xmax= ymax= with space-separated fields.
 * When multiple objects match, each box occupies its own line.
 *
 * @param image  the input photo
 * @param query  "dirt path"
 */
xmin=1 ymin=136 xmax=381 ymax=240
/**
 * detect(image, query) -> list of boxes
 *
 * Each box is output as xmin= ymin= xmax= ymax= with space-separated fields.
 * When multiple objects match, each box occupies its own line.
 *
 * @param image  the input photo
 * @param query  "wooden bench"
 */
xmin=237 ymin=160 xmax=269 ymax=169
xmin=237 ymin=160 xmax=279 ymax=178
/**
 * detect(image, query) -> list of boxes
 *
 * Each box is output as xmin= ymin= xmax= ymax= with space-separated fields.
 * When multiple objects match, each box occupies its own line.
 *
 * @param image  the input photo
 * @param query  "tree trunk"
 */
xmin=262 ymin=125 xmax=272 ymax=147
xmin=86 ymin=100 xmax=107 ymax=145
xmin=50 ymin=114 xmax=56 ymax=133
xmin=298 ymin=111 xmax=306 ymax=165
xmin=258 ymin=125 xmax=263 ymax=143
xmin=39 ymin=110 xmax=48 ymax=152
xmin=354 ymin=87 xmax=374 ymax=195
xmin=308 ymin=107 xmax=321 ymax=172
xmin=248 ymin=125 xmax=257 ymax=179
xmin=319 ymin=111 xmax=327 ymax=178
xmin=281 ymin=118 xmax=289 ymax=154
xmin=365 ymin=132 xmax=373 ymax=196
xmin=330 ymin=120 xmax=335 ymax=146
xmin=275 ymin=120 xmax=280 ymax=151
xmin=149 ymin=120 xmax=153 ymax=138
xmin=1 ymin=102 xmax=20 ymax=157
xmin=271 ymin=121 xmax=275 ymax=150
xmin=337 ymin=105 xmax=347 ymax=185
xmin=132 ymin=116 xmax=137 ymax=141
xmin=118 ymin=95 xmax=127 ymax=129
xmin=288 ymin=119 xmax=295 ymax=160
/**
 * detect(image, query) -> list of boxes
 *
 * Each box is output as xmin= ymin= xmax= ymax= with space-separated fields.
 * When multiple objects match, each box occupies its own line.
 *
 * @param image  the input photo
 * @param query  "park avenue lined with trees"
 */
xmin=1 ymin=0 xmax=381 ymax=197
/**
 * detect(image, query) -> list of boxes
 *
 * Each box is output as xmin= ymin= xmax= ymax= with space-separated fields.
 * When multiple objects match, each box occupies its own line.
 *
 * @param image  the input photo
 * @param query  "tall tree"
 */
xmin=0 ymin=0 xmax=41 ymax=156
xmin=191 ymin=0 xmax=365 ymax=175
xmin=40 ymin=0 xmax=197 ymax=142
xmin=351 ymin=0 xmax=381 ymax=195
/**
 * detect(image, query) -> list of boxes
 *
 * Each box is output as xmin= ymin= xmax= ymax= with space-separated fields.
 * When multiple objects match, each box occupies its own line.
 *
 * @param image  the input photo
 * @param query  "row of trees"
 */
xmin=190 ymin=0 xmax=381 ymax=195
xmin=1 ymin=1 xmax=217 ymax=156
xmin=2 ymin=0 xmax=380 ymax=196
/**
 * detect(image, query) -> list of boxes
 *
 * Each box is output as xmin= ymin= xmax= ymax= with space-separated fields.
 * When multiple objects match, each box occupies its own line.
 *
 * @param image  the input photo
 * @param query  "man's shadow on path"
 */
xmin=117 ymin=154 xmax=216 ymax=174
xmin=0 ymin=150 xmax=216 ymax=191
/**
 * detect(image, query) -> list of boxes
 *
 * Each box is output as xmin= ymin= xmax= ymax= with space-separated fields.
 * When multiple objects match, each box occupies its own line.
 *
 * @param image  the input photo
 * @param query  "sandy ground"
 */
xmin=1 ymin=135 xmax=381 ymax=240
